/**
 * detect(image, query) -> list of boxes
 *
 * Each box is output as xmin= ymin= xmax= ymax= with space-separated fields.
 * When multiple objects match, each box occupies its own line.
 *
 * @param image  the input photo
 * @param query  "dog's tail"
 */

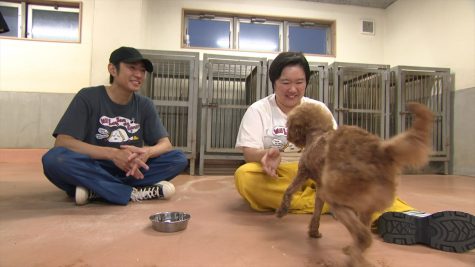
xmin=381 ymin=102 xmax=434 ymax=169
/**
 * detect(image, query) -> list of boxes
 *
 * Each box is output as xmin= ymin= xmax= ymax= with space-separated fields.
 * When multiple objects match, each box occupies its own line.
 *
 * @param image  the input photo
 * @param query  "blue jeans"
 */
xmin=42 ymin=147 xmax=188 ymax=205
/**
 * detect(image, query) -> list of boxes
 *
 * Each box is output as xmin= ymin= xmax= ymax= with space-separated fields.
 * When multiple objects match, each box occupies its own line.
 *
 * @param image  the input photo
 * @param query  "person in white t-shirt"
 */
xmin=235 ymin=51 xmax=349 ymax=213
xmin=233 ymin=52 xmax=475 ymax=253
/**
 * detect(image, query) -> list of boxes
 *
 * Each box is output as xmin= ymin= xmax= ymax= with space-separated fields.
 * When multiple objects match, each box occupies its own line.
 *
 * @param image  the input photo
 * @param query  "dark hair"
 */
xmin=268 ymin=52 xmax=311 ymax=90
xmin=109 ymin=63 xmax=120 ymax=84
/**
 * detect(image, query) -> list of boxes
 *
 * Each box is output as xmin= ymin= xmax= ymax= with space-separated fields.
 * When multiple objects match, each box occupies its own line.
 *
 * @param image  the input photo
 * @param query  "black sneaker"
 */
xmin=377 ymin=210 xmax=475 ymax=253
xmin=130 ymin=181 xmax=175 ymax=202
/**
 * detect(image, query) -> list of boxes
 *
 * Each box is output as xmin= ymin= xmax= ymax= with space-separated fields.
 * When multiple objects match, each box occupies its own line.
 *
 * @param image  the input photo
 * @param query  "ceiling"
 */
xmin=298 ymin=0 xmax=398 ymax=9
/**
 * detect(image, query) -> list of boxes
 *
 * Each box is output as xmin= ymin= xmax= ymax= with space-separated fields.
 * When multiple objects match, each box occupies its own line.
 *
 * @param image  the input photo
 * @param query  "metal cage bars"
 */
xmin=199 ymin=54 xmax=268 ymax=175
xmin=139 ymin=50 xmax=199 ymax=175
xmin=138 ymin=51 xmax=452 ymax=175
xmin=328 ymin=62 xmax=390 ymax=139
xmin=390 ymin=66 xmax=451 ymax=173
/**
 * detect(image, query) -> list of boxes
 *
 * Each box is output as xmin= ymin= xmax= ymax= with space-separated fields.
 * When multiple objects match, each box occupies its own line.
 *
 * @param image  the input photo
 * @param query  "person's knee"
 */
xmin=162 ymin=149 xmax=188 ymax=172
xmin=172 ymin=150 xmax=188 ymax=170
xmin=234 ymin=164 xmax=248 ymax=182
xmin=234 ymin=162 xmax=261 ymax=189
xmin=42 ymin=147 xmax=68 ymax=169
xmin=234 ymin=165 xmax=248 ymax=196
xmin=235 ymin=162 xmax=260 ymax=178
xmin=178 ymin=150 xmax=189 ymax=168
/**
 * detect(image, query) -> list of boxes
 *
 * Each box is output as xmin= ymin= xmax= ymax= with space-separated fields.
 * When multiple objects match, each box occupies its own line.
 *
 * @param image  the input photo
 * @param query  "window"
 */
xmin=0 ymin=1 xmax=20 ymax=37
xmin=237 ymin=18 xmax=282 ymax=52
xmin=183 ymin=9 xmax=335 ymax=56
xmin=27 ymin=4 xmax=79 ymax=41
xmin=288 ymin=22 xmax=330 ymax=55
xmin=0 ymin=0 xmax=81 ymax=42
xmin=185 ymin=15 xmax=231 ymax=49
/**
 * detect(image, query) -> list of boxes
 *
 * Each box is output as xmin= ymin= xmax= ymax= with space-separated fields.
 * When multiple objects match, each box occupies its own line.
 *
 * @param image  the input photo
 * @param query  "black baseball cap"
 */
xmin=109 ymin=46 xmax=153 ymax=72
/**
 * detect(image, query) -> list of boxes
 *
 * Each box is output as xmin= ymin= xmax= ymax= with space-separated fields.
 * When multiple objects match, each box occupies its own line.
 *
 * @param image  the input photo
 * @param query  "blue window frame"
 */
xmin=0 ymin=2 xmax=20 ymax=37
xmin=183 ymin=10 xmax=334 ymax=56
xmin=187 ymin=16 xmax=231 ymax=49
xmin=288 ymin=23 xmax=329 ymax=55
xmin=238 ymin=19 xmax=281 ymax=52
xmin=0 ymin=1 xmax=81 ymax=42
xmin=28 ymin=5 xmax=79 ymax=42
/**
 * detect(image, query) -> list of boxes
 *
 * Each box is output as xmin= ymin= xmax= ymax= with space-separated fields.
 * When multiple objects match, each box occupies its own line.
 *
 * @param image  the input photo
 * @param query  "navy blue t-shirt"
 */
xmin=53 ymin=86 xmax=168 ymax=148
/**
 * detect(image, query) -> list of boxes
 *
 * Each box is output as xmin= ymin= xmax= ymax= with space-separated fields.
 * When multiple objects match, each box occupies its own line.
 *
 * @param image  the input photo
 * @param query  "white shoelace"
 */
xmin=131 ymin=185 xmax=161 ymax=202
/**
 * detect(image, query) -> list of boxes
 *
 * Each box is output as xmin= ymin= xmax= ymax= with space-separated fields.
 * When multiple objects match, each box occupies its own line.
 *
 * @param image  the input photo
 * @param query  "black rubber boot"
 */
xmin=377 ymin=210 xmax=475 ymax=253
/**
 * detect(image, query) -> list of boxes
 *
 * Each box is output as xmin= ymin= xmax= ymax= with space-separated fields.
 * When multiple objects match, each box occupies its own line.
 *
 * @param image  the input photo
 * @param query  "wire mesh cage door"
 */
xmin=199 ymin=54 xmax=267 ymax=175
xmin=394 ymin=66 xmax=451 ymax=173
xmin=140 ymin=51 xmax=199 ymax=175
xmin=329 ymin=63 xmax=390 ymax=139
xmin=306 ymin=62 xmax=328 ymax=102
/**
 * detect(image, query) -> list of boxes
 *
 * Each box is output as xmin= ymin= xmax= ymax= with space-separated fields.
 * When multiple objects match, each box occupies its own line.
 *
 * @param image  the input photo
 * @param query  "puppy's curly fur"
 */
xmin=276 ymin=102 xmax=433 ymax=266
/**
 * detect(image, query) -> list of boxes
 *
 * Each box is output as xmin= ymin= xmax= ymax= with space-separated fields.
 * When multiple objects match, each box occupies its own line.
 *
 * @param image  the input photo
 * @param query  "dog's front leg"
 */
xmin=308 ymin=193 xmax=324 ymax=238
xmin=331 ymin=204 xmax=373 ymax=267
xmin=276 ymin=171 xmax=309 ymax=218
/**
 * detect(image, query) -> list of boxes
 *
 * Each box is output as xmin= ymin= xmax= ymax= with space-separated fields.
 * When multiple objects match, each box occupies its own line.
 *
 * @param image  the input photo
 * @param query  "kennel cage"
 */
xmin=328 ymin=62 xmax=391 ymax=139
xmin=199 ymin=54 xmax=268 ymax=175
xmin=390 ymin=66 xmax=452 ymax=174
xmin=266 ymin=60 xmax=328 ymax=102
xmin=139 ymin=50 xmax=199 ymax=175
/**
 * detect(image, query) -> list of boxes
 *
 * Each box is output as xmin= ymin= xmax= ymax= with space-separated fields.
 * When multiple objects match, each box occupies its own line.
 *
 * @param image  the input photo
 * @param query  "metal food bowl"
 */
xmin=149 ymin=212 xmax=191 ymax=233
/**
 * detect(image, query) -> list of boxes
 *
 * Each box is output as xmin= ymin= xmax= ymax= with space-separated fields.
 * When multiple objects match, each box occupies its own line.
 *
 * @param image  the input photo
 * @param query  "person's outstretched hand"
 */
xmin=261 ymin=147 xmax=281 ymax=178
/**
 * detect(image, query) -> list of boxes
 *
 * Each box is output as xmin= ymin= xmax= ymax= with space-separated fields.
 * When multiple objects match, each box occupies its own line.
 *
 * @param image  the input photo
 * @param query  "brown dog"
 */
xmin=276 ymin=102 xmax=433 ymax=266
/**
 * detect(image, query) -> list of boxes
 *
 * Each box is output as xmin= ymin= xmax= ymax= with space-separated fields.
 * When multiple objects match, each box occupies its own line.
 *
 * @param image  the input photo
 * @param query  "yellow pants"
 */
xmin=234 ymin=162 xmax=415 ymax=224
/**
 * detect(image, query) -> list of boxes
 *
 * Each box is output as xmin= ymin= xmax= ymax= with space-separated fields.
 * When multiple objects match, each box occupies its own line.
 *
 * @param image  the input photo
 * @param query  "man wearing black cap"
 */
xmin=42 ymin=47 xmax=188 ymax=206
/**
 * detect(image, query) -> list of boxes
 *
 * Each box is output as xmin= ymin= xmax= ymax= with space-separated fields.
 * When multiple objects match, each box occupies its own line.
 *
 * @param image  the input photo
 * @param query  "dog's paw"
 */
xmin=344 ymin=254 xmax=374 ymax=267
xmin=308 ymin=230 xmax=322 ymax=238
xmin=275 ymin=207 xmax=288 ymax=218
xmin=343 ymin=245 xmax=353 ymax=255
xmin=345 ymin=258 xmax=374 ymax=267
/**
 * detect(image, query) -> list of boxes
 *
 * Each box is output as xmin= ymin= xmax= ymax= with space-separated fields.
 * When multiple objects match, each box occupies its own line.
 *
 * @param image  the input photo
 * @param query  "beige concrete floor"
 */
xmin=0 ymin=149 xmax=474 ymax=267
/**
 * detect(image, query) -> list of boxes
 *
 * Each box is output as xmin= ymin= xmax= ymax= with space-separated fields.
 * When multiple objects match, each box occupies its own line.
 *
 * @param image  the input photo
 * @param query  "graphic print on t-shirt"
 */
xmin=263 ymin=125 xmax=299 ymax=152
xmin=95 ymin=116 xmax=140 ymax=143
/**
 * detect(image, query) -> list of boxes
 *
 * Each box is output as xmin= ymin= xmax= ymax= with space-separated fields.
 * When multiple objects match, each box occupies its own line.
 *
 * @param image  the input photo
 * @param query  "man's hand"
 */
xmin=261 ymin=147 xmax=281 ymax=178
xmin=111 ymin=148 xmax=137 ymax=173
xmin=54 ymin=135 xmax=151 ymax=179
xmin=118 ymin=145 xmax=150 ymax=179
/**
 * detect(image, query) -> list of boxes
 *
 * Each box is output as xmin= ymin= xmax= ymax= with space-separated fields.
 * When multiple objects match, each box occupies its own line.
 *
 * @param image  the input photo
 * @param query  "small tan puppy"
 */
xmin=276 ymin=102 xmax=433 ymax=266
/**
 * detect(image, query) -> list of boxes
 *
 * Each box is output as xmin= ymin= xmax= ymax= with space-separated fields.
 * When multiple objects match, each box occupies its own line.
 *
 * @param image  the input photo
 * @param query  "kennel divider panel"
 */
xmin=329 ymin=62 xmax=390 ymax=139
xmin=139 ymin=50 xmax=199 ymax=175
xmin=392 ymin=66 xmax=451 ymax=173
xmin=388 ymin=70 xmax=399 ymax=138
xmin=199 ymin=54 xmax=268 ymax=175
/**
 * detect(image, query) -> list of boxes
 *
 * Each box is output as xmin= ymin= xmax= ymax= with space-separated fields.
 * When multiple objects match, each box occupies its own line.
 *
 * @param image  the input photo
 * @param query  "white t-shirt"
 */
xmin=235 ymin=94 xmax=337 ymax=162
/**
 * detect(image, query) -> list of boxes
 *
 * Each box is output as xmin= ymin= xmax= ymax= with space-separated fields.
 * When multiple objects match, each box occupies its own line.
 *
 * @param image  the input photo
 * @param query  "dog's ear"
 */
xmin=295 ymin=133 xmax=306 ymax=148
xmin=288 ymin=127 xmax=306 ymax=148
xmin=287 ymin=109 xmax=308 ymax=148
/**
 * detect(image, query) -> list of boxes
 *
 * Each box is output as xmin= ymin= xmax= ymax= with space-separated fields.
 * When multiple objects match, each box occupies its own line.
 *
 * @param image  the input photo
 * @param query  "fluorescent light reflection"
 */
xmin=216 ymin=38 xmax=230 ymax=48
xmin=239 ymin=38 xmax=278 ymax=51
xmin=32 ymin=25 xmax=78 ymax=41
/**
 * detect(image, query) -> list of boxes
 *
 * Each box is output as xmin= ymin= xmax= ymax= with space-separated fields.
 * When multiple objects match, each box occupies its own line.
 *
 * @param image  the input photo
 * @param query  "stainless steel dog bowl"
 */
xmin=149 ymin=212 xmax=191 ymax=232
